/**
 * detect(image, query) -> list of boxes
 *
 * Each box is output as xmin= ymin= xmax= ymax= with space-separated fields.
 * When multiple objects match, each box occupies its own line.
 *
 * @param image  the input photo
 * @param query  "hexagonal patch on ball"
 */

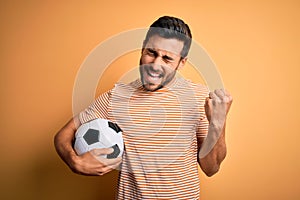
xmin=83 ymin=129 xmax=100 ymax=145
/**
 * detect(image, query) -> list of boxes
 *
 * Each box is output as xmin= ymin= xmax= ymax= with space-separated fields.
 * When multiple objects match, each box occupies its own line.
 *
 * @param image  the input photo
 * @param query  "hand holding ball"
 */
xmin=74 ymin=118 xmax=124 ymax=159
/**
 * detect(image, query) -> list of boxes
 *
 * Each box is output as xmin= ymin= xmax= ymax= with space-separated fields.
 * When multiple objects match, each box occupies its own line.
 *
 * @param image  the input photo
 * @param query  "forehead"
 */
xmin=144 ymin=35 xmax=184 ymax=56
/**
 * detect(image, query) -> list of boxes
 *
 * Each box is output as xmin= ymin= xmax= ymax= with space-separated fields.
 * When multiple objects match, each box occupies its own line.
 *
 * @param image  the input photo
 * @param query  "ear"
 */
xmin=177 ymin=57 xmax=187 ymax=70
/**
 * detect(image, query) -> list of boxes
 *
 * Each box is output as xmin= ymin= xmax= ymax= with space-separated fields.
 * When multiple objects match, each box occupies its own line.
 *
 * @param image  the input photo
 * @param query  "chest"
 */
xmin=109 ymin=88 xmax=201 ymax=138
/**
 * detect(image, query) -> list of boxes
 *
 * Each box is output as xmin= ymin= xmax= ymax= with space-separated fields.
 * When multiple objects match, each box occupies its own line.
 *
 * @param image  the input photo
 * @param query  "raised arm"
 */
xmin=54 ymin=116 xmax=122 ymax=176
xmin=198 ymin=89 xmax=233 ymax=177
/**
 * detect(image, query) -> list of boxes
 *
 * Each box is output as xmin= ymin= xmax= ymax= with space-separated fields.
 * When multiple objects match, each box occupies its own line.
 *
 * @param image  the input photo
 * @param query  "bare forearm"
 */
xmin=199 ymin=122 xmax=227 ymax=176
xmin=199 ymin=88 xmax=232 ymax=176
xmin=54 ymin=118 xmax=79 ymax=169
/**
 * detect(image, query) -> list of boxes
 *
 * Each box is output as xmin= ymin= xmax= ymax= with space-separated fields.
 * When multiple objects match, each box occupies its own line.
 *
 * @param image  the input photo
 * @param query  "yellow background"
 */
xmin=1 ymin=0 xmax=299 ymax=199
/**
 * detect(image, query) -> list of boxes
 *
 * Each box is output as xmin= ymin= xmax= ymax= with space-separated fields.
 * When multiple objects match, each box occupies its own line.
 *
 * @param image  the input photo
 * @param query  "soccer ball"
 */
xmin=74 ymin=118 xmax=124 ymax=159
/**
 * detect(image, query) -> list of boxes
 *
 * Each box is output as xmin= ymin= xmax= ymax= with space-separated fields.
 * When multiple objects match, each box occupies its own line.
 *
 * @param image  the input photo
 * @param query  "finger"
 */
xmin=95 ymin=156 xmax=122 ymax=167
xmin=99 ymin=166 xmax=113 ymax=175
xmin=223 ymin=89 xmax=230 ymax=96
xmin=99 ymin=159 xmax=122 ymax=175
xmin=205 ymin=97 xmax=212 ymax=107
xmin=209 ymin=91 xmax=218 ymax=99
xmin=91 ymin=148 xmax=114 ymax=156
xmin=106 ymin=157 xmax=122 ymax=165
xmin=205 ymin=97 xmax=210 ymax=105
xmin=224 ymin=90 xmax=233 ymax=102
xmin=104 ymin=159 xmax=122 ymax=171
xmin=214 ymin=89 xmax=225 ymax=99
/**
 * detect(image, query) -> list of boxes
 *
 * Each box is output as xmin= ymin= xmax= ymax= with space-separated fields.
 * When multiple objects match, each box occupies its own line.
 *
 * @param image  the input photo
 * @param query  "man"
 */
xmin=54 ymin=16 xmax=232 ymax=199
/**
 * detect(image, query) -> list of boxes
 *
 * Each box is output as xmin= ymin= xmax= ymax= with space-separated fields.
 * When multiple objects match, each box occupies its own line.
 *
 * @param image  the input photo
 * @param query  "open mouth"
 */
xmin=148 ymin=71 xmax=162 ymax=79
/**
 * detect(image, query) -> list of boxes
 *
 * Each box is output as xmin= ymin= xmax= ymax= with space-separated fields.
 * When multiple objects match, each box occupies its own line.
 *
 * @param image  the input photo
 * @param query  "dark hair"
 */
xmin=144 ymin=16 xmax=192 ymax=58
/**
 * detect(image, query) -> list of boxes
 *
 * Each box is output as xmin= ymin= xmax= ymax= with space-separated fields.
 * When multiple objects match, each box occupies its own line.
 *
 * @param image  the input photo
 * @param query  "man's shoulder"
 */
xmin=111 ymin=79 xmax=141 ymax=96
xmin=114 ymin=79 xmax=141 ymax=89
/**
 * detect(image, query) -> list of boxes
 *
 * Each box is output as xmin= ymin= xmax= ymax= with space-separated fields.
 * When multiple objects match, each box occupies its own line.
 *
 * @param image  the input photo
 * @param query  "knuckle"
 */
xmin=215 ymin=89 xmax=222 ymax=94
xmin=222 ymin=96 xmax=230 ymax=103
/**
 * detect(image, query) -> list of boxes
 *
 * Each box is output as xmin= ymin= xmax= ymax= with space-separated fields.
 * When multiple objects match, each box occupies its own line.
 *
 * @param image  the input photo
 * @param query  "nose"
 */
xmin=151 ymin=56 xmax=163 ymax=70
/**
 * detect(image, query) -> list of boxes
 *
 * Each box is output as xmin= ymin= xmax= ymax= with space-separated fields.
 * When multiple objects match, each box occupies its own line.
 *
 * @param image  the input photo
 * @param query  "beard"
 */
xmin=139 ymin=58 xmax=177 ymax=91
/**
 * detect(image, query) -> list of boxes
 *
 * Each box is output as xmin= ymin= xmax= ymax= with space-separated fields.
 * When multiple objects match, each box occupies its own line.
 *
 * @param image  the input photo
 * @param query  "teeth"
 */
xmin=149 ymin=72 xmax=161 ymax=78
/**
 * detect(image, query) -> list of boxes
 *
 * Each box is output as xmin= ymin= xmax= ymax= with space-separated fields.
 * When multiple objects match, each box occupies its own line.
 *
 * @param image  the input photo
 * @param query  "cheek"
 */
xmin=140 ymin=56 xmax=151 ymax=65
xmin=164 ymin=65 xmax=176 ymax=74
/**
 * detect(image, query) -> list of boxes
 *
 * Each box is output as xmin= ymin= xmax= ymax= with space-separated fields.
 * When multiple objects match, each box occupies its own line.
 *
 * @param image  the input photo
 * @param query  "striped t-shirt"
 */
xmin=79 ymin=78 xmax=209 ymax=200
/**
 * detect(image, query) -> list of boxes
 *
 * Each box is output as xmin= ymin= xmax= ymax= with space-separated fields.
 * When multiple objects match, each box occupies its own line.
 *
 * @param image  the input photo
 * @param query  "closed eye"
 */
xmin=162 ymin=55 xmax=175 ymax=62
xmin=146 ymin=48 xmax=157 ymax=56
xmin=143 ymin=48 xmax=176 ymax=64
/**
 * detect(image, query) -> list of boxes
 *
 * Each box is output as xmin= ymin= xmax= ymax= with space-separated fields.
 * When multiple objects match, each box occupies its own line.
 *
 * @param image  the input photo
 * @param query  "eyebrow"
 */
xmin=146 ymin=48 xmax=176 ymax=61
xmin=162 ymin=55 xmax=174 ymax=61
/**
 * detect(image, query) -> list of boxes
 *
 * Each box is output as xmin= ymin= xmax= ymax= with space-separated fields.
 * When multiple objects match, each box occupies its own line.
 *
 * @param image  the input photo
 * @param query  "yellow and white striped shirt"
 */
xmin=79 ymin=78 xmax=209 ymax=200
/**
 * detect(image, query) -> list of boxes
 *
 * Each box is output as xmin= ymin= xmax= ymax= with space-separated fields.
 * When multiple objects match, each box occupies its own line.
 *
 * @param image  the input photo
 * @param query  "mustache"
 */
xmin=139 ymin=61 xmax=164 ymax=73
xmin=141 ymin=64 xmax=164 ymax=76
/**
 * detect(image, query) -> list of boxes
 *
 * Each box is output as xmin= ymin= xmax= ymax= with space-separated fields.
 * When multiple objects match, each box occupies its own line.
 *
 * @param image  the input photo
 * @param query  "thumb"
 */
xmin=204 ymin=97 xmax=212 ymax=122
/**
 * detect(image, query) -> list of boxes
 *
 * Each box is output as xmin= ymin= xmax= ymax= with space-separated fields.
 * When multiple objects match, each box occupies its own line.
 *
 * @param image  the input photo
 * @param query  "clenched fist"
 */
xmin=205 ymin=89 xmax=233 ymax=127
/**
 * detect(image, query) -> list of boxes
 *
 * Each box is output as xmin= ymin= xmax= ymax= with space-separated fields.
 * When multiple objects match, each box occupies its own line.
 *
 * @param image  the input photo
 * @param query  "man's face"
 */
xmin=139 ymin=35 xmax=187 ymax=91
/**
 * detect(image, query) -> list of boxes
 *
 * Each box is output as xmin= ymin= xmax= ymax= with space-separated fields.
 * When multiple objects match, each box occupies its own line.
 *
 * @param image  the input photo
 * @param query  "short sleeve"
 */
xmin=79 ymin=89 xmax=112 ymax=124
